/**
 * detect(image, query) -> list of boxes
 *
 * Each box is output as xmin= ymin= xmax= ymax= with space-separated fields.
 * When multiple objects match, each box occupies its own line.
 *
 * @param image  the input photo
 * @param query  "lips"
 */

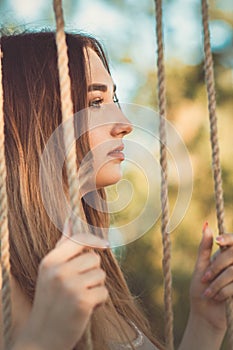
xmin=107 ymin=144 xmax=125 ymax=160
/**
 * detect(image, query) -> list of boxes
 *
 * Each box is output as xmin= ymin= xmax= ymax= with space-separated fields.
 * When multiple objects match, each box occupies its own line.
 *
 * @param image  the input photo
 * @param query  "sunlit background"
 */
xmin=0 ymin=0 xmax=233 ymax=348
xmin=1 ymin=0 xmax=232 ymax=100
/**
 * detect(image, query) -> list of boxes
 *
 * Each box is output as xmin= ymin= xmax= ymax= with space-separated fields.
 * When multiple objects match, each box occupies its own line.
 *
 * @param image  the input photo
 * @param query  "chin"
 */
xmin=96 ymin=169 xmax=123 ymax=188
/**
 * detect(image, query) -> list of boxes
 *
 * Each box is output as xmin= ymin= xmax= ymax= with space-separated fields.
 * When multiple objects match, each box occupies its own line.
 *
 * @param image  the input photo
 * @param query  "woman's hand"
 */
xmin=190 ymin=223 xmax=233 ymax=333
xmin=179 ymin=224 xmax=233 ymax=350
xmin=14 ymin=220 xmax=109 ymax=350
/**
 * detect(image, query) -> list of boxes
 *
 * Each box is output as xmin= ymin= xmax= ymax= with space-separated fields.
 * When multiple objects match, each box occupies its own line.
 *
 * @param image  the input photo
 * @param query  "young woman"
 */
xmin=0 ymin=31 xmax=233 ymax=350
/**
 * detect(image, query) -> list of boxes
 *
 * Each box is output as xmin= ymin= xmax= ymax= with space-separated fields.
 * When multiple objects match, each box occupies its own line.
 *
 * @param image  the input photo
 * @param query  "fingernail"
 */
xmin=203 ymin=288 xmax=212 ymax=297
xmin=201 ymin=270 xmax=212 ymax=282
xmin=215 ymin=235 xmax=224 ymax=244
xmin=202 ymin=221 xmax=208 ymax=233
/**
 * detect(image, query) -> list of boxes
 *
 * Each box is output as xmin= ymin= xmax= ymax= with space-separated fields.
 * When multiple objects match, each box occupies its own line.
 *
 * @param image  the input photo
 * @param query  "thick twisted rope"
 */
xmin=0 ymin=42 xmax=13 ymax=349
xmin=201 ymin=0 xmax=233 ymax=345
xmin=53 ymin=0 xmax=83 ymax=233
xmin=53 ymin=1 xmax=93 ymax=349
xmin=154 ymin=1 xmax=174 ymax=349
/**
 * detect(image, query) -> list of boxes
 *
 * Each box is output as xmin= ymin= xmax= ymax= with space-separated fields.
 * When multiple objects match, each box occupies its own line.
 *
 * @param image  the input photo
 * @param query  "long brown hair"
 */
xmin=1 ymin=31 xmax=163 ymax=349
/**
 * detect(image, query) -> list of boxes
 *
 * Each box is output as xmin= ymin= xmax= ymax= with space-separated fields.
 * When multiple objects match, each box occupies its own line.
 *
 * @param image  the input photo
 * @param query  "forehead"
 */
xmin=85 ymin=47 xmax=113 ymax=86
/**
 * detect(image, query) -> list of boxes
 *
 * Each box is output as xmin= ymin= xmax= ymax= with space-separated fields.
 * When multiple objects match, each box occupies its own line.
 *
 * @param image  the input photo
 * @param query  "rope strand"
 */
xmin=201 ymin=0 xmax=233 ymax=345
xmin=0 ymin=40 xmax=13 ymax=349
xmin=154 ymin=1 xmax=174 ymax=349
xmin=53 ymin=1 xmax=93 ymax=349
xmin=53 ymin=0 xmax=82 ymax=232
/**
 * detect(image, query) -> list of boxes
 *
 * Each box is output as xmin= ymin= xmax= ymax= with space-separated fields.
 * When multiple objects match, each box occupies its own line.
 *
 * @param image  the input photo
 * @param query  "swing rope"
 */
xmin=154 ymin=1 xmax=174 ymax=349
xmin=53 ymin=0 xmax=93 ymax=349
xmin=201 ymin=0 xmax=233 ymax=345
xmin=0 ymin=40 xmax=13 ymax=349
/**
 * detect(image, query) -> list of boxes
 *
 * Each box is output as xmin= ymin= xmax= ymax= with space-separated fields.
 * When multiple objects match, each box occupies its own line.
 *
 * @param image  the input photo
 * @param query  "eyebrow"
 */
xmin=88 ymin=83 xmax=117 ymax=93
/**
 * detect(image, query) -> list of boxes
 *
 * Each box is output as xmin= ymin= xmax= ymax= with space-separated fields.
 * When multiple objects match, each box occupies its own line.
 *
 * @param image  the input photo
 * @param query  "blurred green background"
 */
xmin=0 ymin=0 xmax=233 ymax=348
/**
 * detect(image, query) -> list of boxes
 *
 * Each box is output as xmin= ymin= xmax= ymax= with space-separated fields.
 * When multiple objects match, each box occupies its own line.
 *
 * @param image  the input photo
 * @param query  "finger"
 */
xmin=210 ymin=249 xmax=220 ymax=263
xmin=64 ymin=251 xmax=101 ymax=274
xmin=76 ymin=252 xmax=101 ymax=274
xmin=195 ymin=222 xmax=213 ymax=271
xmin=203 ymin=265 xmax=233 ymax=299
xmin=46 ymin=233 xmax=108 ymax=267
xmin=85 ymin=285 xmax=109 ymax=308
xmin=42 ymin=237 xmax=84 ymax=269
xmin=202 ymin=246 xmax=233 ymax=283
xmin=215 ymin=233 xmax=233 ymax=247
xmin=214 ymin=283 xmax=233 ymax=302
xmin=76 ymin=269 xmax=106 ymax=289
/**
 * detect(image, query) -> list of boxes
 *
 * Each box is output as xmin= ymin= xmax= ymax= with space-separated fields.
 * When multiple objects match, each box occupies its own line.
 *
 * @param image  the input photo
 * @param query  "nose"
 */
xmin=111 ymin=108 xmax=133 ymax=137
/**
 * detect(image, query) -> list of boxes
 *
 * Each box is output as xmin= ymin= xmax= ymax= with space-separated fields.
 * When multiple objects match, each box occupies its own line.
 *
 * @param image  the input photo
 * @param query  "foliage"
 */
xmin=120 ymin=33 xmax=233 ymax=350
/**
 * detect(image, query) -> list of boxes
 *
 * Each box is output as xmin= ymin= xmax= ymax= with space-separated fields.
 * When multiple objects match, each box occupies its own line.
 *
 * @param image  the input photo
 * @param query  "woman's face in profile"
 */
xmin=85 ymin=48 xmax=132 ymax=189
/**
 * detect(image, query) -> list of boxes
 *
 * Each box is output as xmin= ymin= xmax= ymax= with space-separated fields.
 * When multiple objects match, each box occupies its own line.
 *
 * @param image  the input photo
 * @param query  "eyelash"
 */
xmin=89 ymin=95 xmax=120 ymax=109
xmin=89 ymin=98 xmax=104 ymax=109
xmin=113 ymin=94 xmax=119 ymax=104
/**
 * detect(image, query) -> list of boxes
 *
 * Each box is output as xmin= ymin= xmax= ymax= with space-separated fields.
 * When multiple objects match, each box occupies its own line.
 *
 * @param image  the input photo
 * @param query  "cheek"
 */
xmin=89 ymin=125 xmax=109 ymax=149
xmin=89 ymin=127 xmax=111 ymax=167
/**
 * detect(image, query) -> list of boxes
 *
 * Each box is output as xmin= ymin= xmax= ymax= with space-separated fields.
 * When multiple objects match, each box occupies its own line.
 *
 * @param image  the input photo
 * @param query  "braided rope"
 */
xmin=154 ymin=1 xmax=174 ymax=349
xmin=53 ymin=0 xmax=82 ymax=233
xmin=53 ymin=1 xmax=93 ymax=349
xmin=0 ymin=41 xmax=13 ymax=349
xmin=201 ymin=0 xmax=233 ymax=344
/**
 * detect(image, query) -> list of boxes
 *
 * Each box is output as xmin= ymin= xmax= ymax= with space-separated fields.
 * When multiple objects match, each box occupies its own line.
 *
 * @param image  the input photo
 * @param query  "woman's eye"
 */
xmin=89 ymin=98 xmax=104 ymax=109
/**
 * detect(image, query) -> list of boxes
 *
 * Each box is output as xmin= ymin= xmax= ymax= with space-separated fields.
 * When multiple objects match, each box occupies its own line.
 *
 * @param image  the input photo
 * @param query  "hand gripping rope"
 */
xmin=154 ymin=0 xmax=233 ymax=349
xmin=201 ymin=0 xmax=233 ymax=347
